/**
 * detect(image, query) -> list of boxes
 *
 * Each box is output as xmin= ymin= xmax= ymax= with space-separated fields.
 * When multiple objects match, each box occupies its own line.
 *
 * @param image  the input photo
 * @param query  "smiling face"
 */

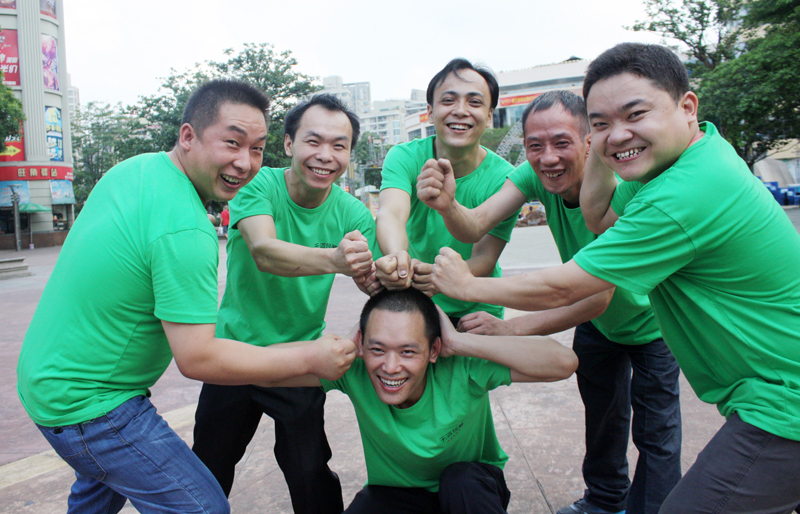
xmin=525 ymin=105 xmax=591 ymax=206
xmin=284 ymin=105 xmax=353 ymax=205
xmin=360 ymin=308 xmax=441 ymax=409
xmin=181 ymin=102 xmax=267 ymax=203
xmin=428 ymin=69 xmax=493 ymax=153
xmin=586 ymin=72 xmax=699 ymax=183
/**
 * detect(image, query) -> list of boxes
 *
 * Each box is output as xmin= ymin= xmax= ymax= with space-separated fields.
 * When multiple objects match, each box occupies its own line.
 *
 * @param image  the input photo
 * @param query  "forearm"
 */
xmin=439 ymin=201 xmax=491 ymax=244
xmin=506 ymin=289 xmax=613 ymax=335
xmin=451 ymin=331 xmax=577 ymax=382
xmin=250 ymin=239 xmax=337 ymax=276
xmin=376 ymin=213 xmax=409 ymax=256
xmin=580 ymin=150 xmax=619 ymax=234
xmin=176 ymin=338 xmax=319 ymax=387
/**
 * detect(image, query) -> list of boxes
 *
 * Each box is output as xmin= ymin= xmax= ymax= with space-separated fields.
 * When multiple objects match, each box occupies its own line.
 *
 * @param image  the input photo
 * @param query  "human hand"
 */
xmin=309 ymin=333 xmax=357 ymax=381
xmin=432 ymin=247 xmax=475 ymax=300
xmin=417 ymin=158 xmax=456 ymax=213
xmin=354 ymin=262 xmax=383 ymax=296
xmin=375 ymin=251 xmax=414 ymax=290
xmin=410 ymin=259 xmax=439 ymax=297
xmin=435 ymin=306 xmax=460 ymax=358
xmin=333 ymin=230 xmax=373 ymax=277
xmin=457 ymin=311 xmax=513 ymax=335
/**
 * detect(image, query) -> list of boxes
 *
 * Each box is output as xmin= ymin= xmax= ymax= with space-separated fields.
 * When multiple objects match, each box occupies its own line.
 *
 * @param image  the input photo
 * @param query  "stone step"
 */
xmin=0 ymin=257 xmax=31 ymax=279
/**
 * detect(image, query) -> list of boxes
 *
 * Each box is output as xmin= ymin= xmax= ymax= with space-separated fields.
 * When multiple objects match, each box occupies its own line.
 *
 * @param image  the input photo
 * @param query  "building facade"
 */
xmin=0 ymin=0 xmax=74 ymax=250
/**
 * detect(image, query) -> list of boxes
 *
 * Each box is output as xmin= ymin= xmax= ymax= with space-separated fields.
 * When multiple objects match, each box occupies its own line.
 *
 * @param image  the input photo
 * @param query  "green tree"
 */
xmin=0 ymin=72 xmax=25 ymax=153
xmin=481 ymin=126 xmax=512 ymax=153
xmin=353 ymin=132 xmax=388 ymax=189
xmin=125 ymin=43 xmax=319 ymax=167
xmin=71 ymin=102 xmax=143 ymax=207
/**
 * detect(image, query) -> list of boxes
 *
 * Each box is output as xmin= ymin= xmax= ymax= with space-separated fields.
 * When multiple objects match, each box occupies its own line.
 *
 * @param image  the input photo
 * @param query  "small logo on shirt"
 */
xmin=314 ymin=243 xmax=337 ymax=249
xmin=439 ymin=422 xmax=464 ymax=444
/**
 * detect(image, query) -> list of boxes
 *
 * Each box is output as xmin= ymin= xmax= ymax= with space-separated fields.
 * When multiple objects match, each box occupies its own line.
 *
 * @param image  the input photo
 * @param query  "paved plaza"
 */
xmin=1 ymin=206 xmax=798 ymax=513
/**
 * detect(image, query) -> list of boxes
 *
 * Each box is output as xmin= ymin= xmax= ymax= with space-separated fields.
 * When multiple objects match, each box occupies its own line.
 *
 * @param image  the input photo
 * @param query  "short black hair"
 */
xmin=181 ymin=79 xmax=270 ymax=137
xmin=521 ymin=90 xmax=589 ymax=138
xmin=583 ymin=43 xmax=690 ymax=103
xmin=426 ymin=58 xmax=500 ymax=110
xmin=360 ymin=289 xmax=441 ymax=346
xmin=284 ymin=93 xmax=360 ymax=146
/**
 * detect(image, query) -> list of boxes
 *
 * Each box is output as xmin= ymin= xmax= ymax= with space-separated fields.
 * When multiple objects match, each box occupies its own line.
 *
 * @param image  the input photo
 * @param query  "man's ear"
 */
xmin=355 ymin=330 xmax=364 ymax=358
xmin=178 ymin=123 xmax=197 ymax=152
xmin=429 ymin=337 xmax=442 ymax=363
xmin=284 ymin=133 xmax=293 ymax=157
xmin=681 ymin=91 xmax=700 ymax=121
xmin=426 ymin=103 xmax=433 ymax=120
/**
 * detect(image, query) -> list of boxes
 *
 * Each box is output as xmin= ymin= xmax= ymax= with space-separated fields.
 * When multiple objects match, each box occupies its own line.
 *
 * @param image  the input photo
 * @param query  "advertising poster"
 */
xmin=45 ymin=106 xmax=63 ymax=161
xmin=0 ymin=29 xmax=20 ymax=86
xmin=0 ymin=180 xmax=31 ymax=207
xmin=0 ymin=128 xmax=24 ymax=162
xmin=40 ymin=0 xmax=56 ymax=18
xmin=41 ymin=34 xmax=59 ymax=90
xmin=50 ymin=179 xmax=75 ymax=204
xmin=0 ymin=0 xmax=17 ymax=10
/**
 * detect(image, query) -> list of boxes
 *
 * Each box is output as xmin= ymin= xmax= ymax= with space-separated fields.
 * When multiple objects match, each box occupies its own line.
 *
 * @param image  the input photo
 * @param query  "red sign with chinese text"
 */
xmin=0 ymin=165 xmax=73 ymax=181
xmin=0 ymin=29 xmax=20 ymax=86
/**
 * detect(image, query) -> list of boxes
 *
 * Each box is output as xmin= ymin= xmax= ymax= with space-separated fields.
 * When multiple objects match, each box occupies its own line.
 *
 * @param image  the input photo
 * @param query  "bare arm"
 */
xmin=163 ymin=322 xmax=356 ymax=387
xmin=580 ymin=148 xmax=620 ymax=234
xmin=438 ymin=308 xmax=577 ymax=382
xmin=417 ymin=161 xmax=526 ymax=244
xmin=375 ymin=188 xmax=414 ymax=289
xmin=432 ymin=248 xmax=615 ymax=312
xmin=458 ymin=288 xmax=614 ymax=336
xmin=238 ymin=215 xmax=373 ymax=278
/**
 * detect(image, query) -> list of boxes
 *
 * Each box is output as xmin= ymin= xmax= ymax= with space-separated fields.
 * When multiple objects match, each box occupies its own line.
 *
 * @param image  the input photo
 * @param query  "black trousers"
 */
xmin=192 ymin=384 xmax=343 ymax=514
xmin=344 ymin=462 xmax=511 ymax=514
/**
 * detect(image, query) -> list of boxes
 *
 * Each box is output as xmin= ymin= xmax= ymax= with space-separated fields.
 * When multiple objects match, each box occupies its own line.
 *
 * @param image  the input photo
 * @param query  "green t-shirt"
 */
xmin=381 ymin=136 xmax=518 ymax=319
xmin=509 ymin=163 xmax=660 ymax=345
xmin=573 ymin=123 xmax=800 ymax=441
xmin=321 ymin=356 xmax=511 ymax=492
xmin=17 ymin=152 xmax=219 ymax=427
xmin=217 ymin=166 xmax=378 ymax=345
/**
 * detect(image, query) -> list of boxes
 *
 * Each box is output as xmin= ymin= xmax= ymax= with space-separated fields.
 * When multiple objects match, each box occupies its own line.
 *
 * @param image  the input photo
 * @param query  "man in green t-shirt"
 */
xmin=16 ymin=81 xmax=358 ymax=514
xmin=192 ymin=94 xmax=379 ymax=514
xmin=417 ymin=90 xmax=681 ymax=514
xmin=375 ymin=58 xmax=518 ymax=323
xmin=263 ymin=287 xmax=577 ymax=513
xmin=430 ymin=43 xmax=800 ymax=514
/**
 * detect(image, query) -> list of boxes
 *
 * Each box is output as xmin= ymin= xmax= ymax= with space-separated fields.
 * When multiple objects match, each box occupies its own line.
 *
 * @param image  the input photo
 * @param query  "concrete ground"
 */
xmin=1 ymin=206 xmax=798 ymax=513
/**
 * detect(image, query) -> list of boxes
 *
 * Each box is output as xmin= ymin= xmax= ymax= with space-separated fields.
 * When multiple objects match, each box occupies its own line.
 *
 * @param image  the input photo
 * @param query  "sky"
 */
xmin=61 ymin=0 xmax=667 ymax=107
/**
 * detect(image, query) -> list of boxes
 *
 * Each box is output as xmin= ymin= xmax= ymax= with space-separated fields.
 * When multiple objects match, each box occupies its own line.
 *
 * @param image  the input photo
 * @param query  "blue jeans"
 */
xmin=573 ymin=322 xmax=682 ymax=514
xmin=37 ymin=396 xmax=229 ymax=514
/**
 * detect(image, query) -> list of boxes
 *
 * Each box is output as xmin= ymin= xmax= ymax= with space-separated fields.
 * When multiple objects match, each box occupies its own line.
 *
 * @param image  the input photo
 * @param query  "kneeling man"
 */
xmin=271 ymin=288 xmax=578 ymax=514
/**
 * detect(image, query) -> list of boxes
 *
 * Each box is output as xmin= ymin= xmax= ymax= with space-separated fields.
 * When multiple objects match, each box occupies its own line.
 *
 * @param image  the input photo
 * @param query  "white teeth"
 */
xmin=221 ymin=175 xmax=242 ymax=184
xmin=380 ymin=377 xmax=407 ymax=387
xmin=448 ymin=124 xmax=470 ymax=130
xmin=311 ymin=167 xmax=332 ymax=175
xmin=615 ymin=148 xmax=643 ymax=160
xmin=544 ymin=171 xmax=564 ymax=179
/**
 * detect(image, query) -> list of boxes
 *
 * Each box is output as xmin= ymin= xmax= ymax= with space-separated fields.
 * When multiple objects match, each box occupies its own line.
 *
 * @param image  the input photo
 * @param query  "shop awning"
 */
xmin=18 ymin=203 xmax=52 ymax=213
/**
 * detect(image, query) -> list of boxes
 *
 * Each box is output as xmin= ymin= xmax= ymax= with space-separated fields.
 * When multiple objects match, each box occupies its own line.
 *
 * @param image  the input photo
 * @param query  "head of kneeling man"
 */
xmin=357 ymin=288 xmax=442 ymax=409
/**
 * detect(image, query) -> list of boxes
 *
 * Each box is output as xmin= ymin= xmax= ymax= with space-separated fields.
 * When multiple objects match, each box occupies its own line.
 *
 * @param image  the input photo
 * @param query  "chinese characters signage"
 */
xmin=0 ymin=128 xmax=24 ymax=162
xmin=0 ymin=29 xmax=20 ymax=86
xmin=45 ymin=106 xmax=63 ymax=161
xmin=0 ymin=165 xmax=73 ymax=181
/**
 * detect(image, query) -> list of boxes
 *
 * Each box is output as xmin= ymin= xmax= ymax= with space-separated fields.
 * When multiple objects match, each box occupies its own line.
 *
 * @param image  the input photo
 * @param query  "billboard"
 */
xmin=50 ymin=179 xmax=75 ymax=204
xmin=0 ymin=180 xmax=31 ymax=206
xmin=41 ymin=34 xmax=59 ymax=90
xmin=0 ymin=0 xmax=17 ymax=10
xmin=0 ymin=128 xmax=24 ymax=162
xmin=0 ymin=29 xmax=20 ymax=86
xmin=45 ymin=106 xmax=63 ymax=161
xmin=40 ymin=0 xmax=56 ymax=18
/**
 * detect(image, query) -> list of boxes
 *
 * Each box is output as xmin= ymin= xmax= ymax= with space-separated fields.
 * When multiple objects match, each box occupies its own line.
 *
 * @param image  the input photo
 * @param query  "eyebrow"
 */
xmin=304 ymin=130 xmax=350 ymax=143
xmin=588 ymin=99 xmax=647 ymax=120
xmin=439 ymin=90 xmax=486 ymax=99
xmin=526 ymin=132 xmax=574 ymax=142
xmin=225 ymin=125 xmax=267 ymax=142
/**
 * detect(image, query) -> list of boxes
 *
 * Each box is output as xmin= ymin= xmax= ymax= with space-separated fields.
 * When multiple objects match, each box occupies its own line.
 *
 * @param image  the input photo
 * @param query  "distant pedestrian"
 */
xmin=220 ymin=204 xmax=229 ymax=237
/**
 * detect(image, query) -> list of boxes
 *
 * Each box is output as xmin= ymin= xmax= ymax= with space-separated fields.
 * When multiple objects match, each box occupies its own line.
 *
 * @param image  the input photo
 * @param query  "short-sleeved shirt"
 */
xmin=573 ymin=123 xmax=800 ymax=441
xmin=17 ymin=152 xmax=219 ymax=427
xmin=321 ymin=356 xmax=511 ymax=492
xmin=509 ymin=163 xmax=660 ymax=345
xmin=381 ymin=136 xmax=518 ymax=318
xmin=217 ymin=166 xmax=378 ymax=345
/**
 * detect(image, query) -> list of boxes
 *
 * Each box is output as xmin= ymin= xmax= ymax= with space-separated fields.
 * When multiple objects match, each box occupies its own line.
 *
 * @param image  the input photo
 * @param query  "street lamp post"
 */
xmin=9 ymin=184 xmax=21 ymax=252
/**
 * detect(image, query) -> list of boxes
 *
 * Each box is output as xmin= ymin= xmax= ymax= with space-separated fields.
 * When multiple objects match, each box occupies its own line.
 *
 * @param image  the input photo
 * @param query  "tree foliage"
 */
xmin=630 ymin=0 xmax=800 ymax=167
xmin=0 ymin=73 xmax=25 ymax=153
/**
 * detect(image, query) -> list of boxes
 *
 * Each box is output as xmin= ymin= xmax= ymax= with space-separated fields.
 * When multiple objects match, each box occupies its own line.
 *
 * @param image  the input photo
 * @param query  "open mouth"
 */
xmin=447 ymin=123 xmax=472 ymax=132
xmin=221 ymin=174 xmax=242 ymax=185
xmin=614 ymin=147 xmax=644 ymax=161
xmin=310 ymin=167 xmax=334 ymax=177
xmin=379 ymin=376 xmax=408 ymax=389
xmin=543 ymin=170 xmax=565 ymax=179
